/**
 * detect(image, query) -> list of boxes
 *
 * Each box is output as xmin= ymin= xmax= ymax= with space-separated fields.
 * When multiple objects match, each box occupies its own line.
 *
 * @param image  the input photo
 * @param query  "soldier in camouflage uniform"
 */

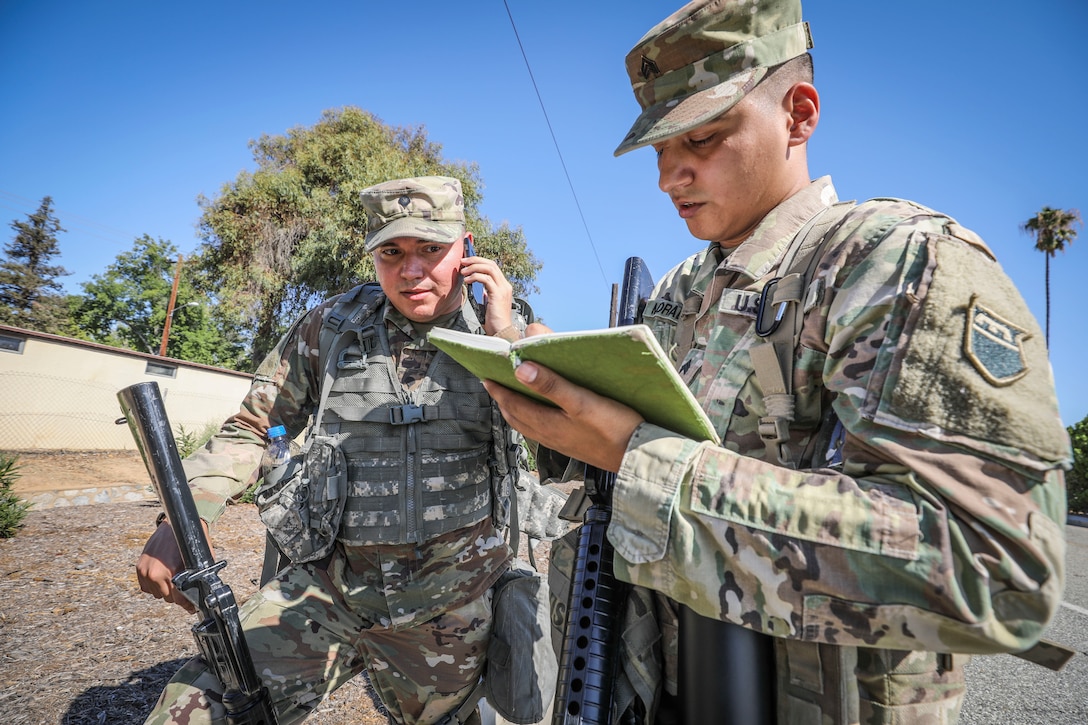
xmin=136 ymin=176 xmax=529 ymax=725
xmin=487 ymin=1 xmax=1070 ymax=723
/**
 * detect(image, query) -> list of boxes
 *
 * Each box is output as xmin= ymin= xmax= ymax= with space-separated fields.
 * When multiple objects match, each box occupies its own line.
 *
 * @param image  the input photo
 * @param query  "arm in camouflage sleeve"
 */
xmin=183 ymin=304 xmax=329 ymax=524
xmin=608 ymin=211 xmax=1070 ymax=656
xmin=136 ymin=302 xmax=332 ymax=609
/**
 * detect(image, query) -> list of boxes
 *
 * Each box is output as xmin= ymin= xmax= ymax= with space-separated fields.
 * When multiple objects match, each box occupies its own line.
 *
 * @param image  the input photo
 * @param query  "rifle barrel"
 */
xmin=118 ymin=381 xmax=214 ymax=572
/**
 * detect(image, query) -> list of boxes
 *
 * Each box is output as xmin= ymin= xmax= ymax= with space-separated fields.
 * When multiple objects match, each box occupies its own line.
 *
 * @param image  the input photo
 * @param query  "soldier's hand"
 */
xmin=460 ymin=251 xmax=516 ymax=336
xmin=524 ymin=321 xmax=552 ymax=337
xmin=484 ymin=361 xmax=643 ymax=473
xmin=136 ymin=519 xmax=211 ymax=614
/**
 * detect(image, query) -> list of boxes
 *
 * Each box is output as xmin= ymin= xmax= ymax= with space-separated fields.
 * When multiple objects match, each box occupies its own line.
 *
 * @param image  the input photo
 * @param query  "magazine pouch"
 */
xmin=255 ymin=435 xmax=347 ymax=564
xmin=486 ymin=560 xmax=559 ymax=724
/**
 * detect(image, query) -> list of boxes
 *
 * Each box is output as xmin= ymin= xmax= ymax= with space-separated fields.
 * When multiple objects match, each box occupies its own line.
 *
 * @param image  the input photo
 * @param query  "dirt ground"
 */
xmin=0 ymin=451 xmax=394 ymax=725
xmin=11 ymin=449 xmax=152 ymax=493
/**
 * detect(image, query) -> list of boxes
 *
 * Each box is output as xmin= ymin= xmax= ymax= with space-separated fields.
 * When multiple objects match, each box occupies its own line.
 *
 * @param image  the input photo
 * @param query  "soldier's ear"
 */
xmin=786 ymin=83 xmax=819 ymax=145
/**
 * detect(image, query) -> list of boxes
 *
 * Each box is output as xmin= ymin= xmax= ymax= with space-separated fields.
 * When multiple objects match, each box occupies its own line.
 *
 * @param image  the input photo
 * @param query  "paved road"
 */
xmin=960 ymin=522 xmax=1087 ymax=724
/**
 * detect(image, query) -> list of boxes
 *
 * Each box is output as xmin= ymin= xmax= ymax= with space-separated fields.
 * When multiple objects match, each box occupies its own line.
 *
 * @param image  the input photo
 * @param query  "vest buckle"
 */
xmin=390 ymin=404 xmax=425 ymax=425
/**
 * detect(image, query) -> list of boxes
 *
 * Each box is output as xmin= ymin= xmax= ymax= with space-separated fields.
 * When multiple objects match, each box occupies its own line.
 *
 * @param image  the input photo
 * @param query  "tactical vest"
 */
xmin=324 ymin=314 xmax=495 ymax=545
xmin=257 ymin=283 xmax=522 ymax=563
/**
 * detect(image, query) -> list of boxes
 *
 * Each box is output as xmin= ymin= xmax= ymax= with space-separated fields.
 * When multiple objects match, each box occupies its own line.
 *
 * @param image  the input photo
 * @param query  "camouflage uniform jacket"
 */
xmin=609 ymin=177 xmax=1069 ymax=722
xmin=182 ymin=290 xmax=511 ymax=629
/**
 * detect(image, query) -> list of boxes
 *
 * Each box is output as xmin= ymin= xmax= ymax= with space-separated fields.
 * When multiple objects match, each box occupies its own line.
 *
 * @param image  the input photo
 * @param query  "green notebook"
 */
xmin=428 ymin=324 xmax=720 ymax=444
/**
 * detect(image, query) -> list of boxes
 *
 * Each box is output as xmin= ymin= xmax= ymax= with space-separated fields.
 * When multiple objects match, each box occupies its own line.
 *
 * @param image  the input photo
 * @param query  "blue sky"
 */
xmin=2 ymin=1 xmax=1086 ymax=425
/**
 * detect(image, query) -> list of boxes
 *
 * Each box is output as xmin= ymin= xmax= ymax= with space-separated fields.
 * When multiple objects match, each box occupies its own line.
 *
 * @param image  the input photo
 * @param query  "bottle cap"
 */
xmin=267 ymin=425 xmax=287 ymax=439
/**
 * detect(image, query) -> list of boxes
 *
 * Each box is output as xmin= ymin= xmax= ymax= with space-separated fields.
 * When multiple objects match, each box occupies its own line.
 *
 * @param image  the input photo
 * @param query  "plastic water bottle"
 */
xmin=261 ymin=425 xmax=297 ymax=483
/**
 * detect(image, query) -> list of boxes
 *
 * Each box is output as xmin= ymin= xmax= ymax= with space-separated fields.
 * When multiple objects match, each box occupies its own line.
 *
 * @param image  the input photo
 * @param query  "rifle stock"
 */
xmin=118 ymin=381 xmax=277 ymax=725
xmin=679 ymin=604 xmax=775 ymax=724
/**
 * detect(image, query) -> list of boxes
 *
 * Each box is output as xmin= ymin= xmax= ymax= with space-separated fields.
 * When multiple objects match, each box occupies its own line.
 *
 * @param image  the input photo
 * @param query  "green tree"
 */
xmin=0 ymin=196 xmax=71 ymax=333
xmin=195 ymin=106 xmax=541 ymax=367
xmin=1021 ymin=206 xmax=1081 ymax=347
xmin=1068 ymin=415 xmax=1088 ymax=516
xmin=71 ymin=235 xmax=246 ymax=368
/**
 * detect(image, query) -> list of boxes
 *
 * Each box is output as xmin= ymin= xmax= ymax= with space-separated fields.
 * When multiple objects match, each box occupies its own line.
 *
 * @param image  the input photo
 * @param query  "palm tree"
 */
xmin=1021 ymin=206 xmax=1081 ymax=347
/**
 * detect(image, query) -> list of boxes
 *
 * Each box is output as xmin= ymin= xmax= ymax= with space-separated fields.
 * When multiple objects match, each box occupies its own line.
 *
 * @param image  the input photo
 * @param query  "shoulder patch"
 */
xmin=963 ymin=297 xmax=1030 ymax=386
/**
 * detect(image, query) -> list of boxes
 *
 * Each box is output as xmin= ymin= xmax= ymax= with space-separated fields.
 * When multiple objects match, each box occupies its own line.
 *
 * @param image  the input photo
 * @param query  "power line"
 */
xmin=502 ymin=1 xmax=608 ymax=285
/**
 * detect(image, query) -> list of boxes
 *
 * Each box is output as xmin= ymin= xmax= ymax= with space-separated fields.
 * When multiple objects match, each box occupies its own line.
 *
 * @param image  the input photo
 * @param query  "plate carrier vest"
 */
xmin=259 ymin=283 xmax=525 ymax=564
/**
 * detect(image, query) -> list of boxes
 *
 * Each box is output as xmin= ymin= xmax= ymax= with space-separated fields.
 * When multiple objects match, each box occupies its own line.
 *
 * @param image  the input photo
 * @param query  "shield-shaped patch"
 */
xmin=963 ymin=298 xmax=1031 ymax=386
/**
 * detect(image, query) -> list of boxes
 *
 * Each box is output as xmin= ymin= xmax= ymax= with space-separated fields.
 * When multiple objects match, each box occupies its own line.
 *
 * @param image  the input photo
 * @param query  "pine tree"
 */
xmin=0 ymin=197 xmax=71 ymax=333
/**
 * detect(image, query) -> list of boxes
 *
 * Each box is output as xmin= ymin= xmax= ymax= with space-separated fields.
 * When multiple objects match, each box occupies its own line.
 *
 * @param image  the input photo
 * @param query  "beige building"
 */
xmin=0 ymin=324 xmax=251 ymax=451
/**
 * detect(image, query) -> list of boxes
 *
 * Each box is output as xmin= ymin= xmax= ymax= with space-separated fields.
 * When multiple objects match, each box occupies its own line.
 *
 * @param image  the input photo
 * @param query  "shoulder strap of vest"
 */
xmin=472 ymin=293 xmax=534 ymax=566
xmin=299 ymin=283 xmax=388 ymax=441
xmin=750 ymin=201 xmax=855 ymax=467
xmin=319 ymin=283 xmax=385 ymax=363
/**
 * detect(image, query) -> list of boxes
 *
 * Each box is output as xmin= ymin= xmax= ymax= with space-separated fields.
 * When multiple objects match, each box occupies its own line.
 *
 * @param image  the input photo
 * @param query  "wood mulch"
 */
xmin=1 ymin=450 xmax=555 ymax=725
xmin=0 ymin=497 xmax=390 ymax=724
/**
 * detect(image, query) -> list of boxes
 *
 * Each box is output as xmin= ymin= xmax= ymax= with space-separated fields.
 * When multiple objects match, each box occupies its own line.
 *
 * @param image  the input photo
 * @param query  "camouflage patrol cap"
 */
xmin=360 ymin=176 xmax=466 ymax=252
xmin=614 ymin=0 xmax=813 ymax=156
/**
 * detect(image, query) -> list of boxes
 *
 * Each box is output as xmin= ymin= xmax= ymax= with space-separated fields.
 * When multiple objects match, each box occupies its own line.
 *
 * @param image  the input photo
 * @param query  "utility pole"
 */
xmin=159 ymin=254 xmax=183 ymax=357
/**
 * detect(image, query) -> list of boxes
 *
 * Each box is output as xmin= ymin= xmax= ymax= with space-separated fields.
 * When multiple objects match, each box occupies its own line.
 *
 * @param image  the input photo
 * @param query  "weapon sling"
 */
xmin=679 ymin=204 xmax=858 ymax=725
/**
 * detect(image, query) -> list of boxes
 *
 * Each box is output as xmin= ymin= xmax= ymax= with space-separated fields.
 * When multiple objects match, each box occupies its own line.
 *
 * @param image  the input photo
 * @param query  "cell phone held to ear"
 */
xmin=462 ymin=235 xmax=485 ymax=306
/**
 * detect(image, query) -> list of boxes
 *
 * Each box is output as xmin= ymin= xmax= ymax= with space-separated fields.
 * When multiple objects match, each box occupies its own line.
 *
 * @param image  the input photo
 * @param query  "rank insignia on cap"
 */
xmin=640 ymin=56 xmax=661 ymax=80
xmin=963 ymin=299 xmax=1030 ymax=386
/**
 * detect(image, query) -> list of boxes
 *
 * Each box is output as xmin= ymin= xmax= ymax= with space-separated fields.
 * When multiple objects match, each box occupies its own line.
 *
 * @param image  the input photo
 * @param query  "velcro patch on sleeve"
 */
xmin=880 ymin=234 xmax=1067 ymax=463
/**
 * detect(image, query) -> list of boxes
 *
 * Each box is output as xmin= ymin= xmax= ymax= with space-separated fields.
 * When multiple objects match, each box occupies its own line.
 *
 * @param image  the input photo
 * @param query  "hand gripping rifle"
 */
xmin=118 ymin=381 xmax=277 ymax=725
xmin=553 ymin=257 xmax=653 ymax=725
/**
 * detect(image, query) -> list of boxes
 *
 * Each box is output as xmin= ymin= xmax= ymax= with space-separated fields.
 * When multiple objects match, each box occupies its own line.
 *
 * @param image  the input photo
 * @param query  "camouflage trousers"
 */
xmin=143 ymin=546 xmax=492 ymax=725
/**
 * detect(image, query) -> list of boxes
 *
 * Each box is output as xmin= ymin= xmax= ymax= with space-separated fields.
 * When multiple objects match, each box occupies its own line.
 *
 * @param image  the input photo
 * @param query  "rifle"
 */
xmin=553 ymin=257 xmax=653 ymax=725
xmin=117 ymin=381 xmax=277 ymax=725
xmin=553 ymin=258 xmax=776 ymax=725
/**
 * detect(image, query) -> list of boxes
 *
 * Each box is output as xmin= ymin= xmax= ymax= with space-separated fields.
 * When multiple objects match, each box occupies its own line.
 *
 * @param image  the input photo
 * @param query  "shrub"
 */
xmin=0 ymin=453 xmax=31 ymax=538
xmin=1067 ymin=416 xmax=1088 ymax=516
xmin=239 ymin=481 xmax=258 ymax=505
xmin=175 ymin=421 xmax=220 ymax=459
